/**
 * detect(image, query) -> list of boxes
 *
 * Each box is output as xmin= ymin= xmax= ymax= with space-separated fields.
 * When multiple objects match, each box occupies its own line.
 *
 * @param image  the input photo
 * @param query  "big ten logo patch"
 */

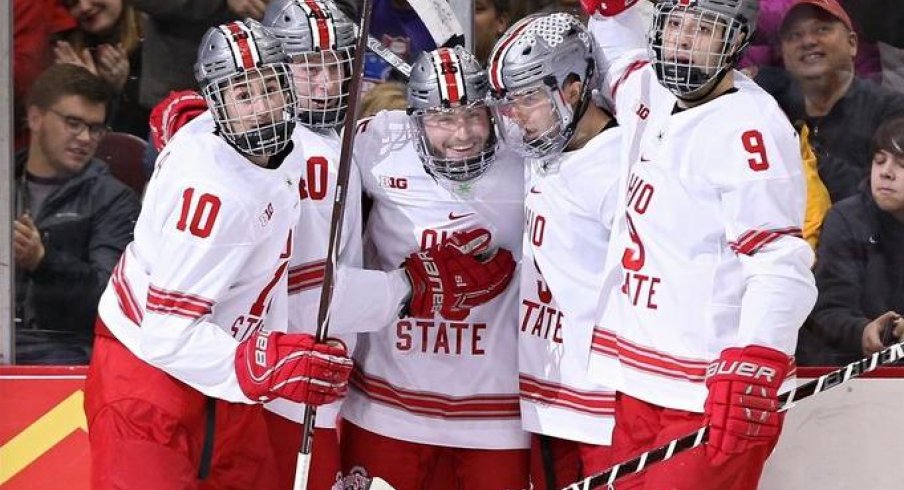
xmin=379 ymin=175 xmax=408 ymax=190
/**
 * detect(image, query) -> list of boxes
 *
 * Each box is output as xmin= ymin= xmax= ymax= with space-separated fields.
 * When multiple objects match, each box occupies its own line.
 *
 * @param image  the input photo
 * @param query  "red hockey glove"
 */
xmin=580 ymin=0 xmax=639 ymax=16
xmin=149 ymin=90 xmax=207 ymax=151
xmin=403 ymin=228 xmax=516 ymax=320
xmin=235 ymin=330 xmax=353 ymax=405
xmin=704 ymin=345 xmax=791 ymax=466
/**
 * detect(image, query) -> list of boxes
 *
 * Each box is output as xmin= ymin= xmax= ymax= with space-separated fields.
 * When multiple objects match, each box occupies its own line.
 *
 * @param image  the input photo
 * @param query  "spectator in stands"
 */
xmin=14 ymin=64 xmax=140 ymax=365
xmin=358 ymin=81 xmax=408 ymax=119
xmin=13 ymin=0 xmax=76 ymax=151
xmin=756 ymin=0 xmax=904 ymax=202
xmin=474 ymin=0 xmax=510 ymax=64
xmin=740 ymin=0 xmax=883 ymax=82
xmin=54 ymin=0 xmax=148 ymax=137
xmin=798 ymin=116 xmax=904 ymax=366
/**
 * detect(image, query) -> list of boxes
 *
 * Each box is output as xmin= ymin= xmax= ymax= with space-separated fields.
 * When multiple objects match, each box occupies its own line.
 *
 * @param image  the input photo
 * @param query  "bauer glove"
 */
xmin=704 ymin=345 xmax=792 ymax=466
xmin=402 ymin=228 xmax=516 ymax=321
xmin=235 ymin=330 xmax=352 ymax=405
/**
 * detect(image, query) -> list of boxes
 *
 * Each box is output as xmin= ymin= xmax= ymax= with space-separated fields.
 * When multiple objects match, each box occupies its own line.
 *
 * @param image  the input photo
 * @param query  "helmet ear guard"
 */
xmin=195 ymin=20 xmax=297 ymax=158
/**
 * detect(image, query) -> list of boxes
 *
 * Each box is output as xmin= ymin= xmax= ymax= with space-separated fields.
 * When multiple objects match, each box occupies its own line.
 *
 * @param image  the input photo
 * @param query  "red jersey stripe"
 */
xmin=519 ymin=374 xmax=615 ymax=416
xmin=612 ymin=60 xmax=649 ymax=102
xmin=351 ymin=369 xmax=521 ymax=419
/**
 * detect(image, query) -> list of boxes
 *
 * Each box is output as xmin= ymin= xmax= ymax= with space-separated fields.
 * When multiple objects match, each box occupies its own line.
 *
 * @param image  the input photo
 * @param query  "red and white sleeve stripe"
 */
xmin=147 ymin=285 xmax=215 ymax=319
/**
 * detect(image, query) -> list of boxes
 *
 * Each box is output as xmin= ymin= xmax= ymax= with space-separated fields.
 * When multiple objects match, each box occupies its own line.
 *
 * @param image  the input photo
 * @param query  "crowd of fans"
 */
xmin=9 ymin=0 xmax=904 ymax=368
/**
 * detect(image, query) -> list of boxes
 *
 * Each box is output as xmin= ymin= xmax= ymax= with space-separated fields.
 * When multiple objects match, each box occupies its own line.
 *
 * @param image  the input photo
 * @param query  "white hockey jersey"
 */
xmin=340 ymin=110 xmax=530 ymax=449
xmin=586 ymin=8 xmax=818 ymax=413
xmin=264 ymin=125 xmax=412 ymax=428
xmin=265 ymin=125 xmax=362 ymax=429
xmin=519 ymin=123 xmax=621 ymax=445
xmin=96 ymin=111 xmax=302 ymax=403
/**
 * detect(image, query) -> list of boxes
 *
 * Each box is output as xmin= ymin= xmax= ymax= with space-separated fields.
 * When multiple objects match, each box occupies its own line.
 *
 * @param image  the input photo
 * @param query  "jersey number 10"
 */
xmin=177 ymin=187 xmax=222 ymax=238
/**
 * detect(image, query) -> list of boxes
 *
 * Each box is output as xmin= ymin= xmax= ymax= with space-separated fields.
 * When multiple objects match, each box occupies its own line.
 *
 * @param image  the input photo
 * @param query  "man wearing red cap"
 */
xmin=757 ymin=0 xmax=904 ymax=204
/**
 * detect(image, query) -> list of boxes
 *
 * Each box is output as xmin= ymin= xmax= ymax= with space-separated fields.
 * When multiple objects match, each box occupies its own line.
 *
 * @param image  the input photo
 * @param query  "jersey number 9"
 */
xmin=742 ymin=130 xmax=770 ymax=172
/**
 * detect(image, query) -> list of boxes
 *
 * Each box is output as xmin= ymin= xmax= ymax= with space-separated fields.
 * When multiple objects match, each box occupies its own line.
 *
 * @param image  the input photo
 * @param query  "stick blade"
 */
xmin=366 ymin=477 xmax=397 ymax=490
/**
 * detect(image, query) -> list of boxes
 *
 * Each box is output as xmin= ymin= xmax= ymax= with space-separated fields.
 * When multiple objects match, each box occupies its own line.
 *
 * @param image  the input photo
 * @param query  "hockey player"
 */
xmin=487 ymin=12 xmax=622 ymax=489
xmin=579 ymin=0 xmax=818 ymax=488
xmin=339 ymin=46 xmax=530 ymax=490
xmin=87 ymin=17 xmax=509 ymax=490
xmin=260 ymin=1 xmax=378 ymax=488
xmin=84 ymin=20 xmax=353 ymax=490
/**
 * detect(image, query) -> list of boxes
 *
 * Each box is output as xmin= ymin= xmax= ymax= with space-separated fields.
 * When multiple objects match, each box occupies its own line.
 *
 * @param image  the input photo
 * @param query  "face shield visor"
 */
xmin=490 ymin=83 xmax=573 ymax=159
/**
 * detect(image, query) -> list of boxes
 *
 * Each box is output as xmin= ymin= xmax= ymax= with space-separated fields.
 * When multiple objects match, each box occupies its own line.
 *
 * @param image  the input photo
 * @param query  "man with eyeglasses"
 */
xmin=14 ymin=63 xmax=141 ymax=365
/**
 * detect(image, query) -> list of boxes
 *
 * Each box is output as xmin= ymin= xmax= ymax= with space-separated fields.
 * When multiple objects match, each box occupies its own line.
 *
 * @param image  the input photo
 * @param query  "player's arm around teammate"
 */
xmin=486 ymin=12 xmax=624 ymax=489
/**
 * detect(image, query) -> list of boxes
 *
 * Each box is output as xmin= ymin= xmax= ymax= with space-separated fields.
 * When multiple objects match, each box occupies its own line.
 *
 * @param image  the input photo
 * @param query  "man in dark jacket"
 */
xmin=14 ymin=64 xmax=140 ymax=364
xmin=799 ymin=116 xmax=904 ymax=366
xmin=756 ymin=0 xmax=904 ymax=202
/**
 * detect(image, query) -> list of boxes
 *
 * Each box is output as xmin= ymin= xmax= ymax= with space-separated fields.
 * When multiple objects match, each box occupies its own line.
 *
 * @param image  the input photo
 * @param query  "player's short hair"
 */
xmin=871 ymin=116 xmax=904 ymax=158
xmin=26 ymin=63 xmax=113 ymax=110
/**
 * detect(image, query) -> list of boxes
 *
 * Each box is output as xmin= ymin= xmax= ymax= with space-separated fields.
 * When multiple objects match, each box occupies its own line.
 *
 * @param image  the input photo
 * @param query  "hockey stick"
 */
xmin=362 ymin=0 xmax=467 ymax=79
xmin=561 ymin=340 xmax=904 ymax=490
xmin=366 ymin=34 xmax=412 ymax=78
xmin=292 ymin=0 xmax=374 ymax=488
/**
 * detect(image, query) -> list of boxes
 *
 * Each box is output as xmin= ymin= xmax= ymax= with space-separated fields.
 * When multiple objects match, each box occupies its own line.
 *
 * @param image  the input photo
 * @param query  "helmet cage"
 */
xmin=290 ymin=48 xmax=354 ymax=128
xmin=649 ymin=2 xmax=751 ymax=100
xmin=409 ymin=102 xmax=498 ymax=182
xmin=203 ymin=64 xmax=298 ymax=157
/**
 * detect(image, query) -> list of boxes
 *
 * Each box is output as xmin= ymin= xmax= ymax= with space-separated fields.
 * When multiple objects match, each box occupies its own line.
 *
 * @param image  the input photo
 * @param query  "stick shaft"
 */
xmin=294 ymin=1 xmax=373 ymax=488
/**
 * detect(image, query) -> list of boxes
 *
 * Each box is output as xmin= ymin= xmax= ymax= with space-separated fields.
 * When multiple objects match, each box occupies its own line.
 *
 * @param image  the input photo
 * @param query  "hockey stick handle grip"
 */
xmin=561 ymin=340 xmax=904 ymax=490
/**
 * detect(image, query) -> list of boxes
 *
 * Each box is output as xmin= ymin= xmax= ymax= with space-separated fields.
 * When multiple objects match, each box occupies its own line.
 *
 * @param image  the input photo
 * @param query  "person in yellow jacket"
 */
xmin=801 ymin=123 xmax=832 ymax=250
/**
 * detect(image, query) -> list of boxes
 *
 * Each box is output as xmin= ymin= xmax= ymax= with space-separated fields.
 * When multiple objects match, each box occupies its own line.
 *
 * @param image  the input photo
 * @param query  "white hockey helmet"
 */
xmin=648 ymin=0 xmax=758 ymax=101
xmin=194 ymin=20 xmax=297 ymax=158
xmin=487 ymin=13 xmax=596 ymax=159
xmin=407 ymin=46 xmax=498 ymax=183
xmin=262 ymin=0 xmax=357 ymax=128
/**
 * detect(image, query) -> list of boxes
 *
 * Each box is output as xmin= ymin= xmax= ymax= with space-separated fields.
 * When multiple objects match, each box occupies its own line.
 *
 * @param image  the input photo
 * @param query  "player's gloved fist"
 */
xmin=149 ymin=90 xmax=208 ymax=151
xmin=580 ymin=0 xmax=639 ymax=16
xmin=402 ymin=228 xmax=516 ymax=320
xmin=704 ymin=345 xmax=791 ymax=466
xmin=235 ymin=330 xmax=353 ymax=405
